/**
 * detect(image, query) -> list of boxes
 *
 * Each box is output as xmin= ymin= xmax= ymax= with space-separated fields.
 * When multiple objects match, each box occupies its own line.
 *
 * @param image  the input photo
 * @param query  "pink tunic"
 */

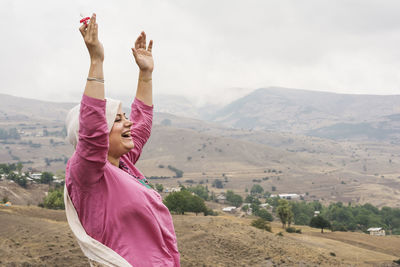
xmin=66 ymin=94 xmax=180 ymax=266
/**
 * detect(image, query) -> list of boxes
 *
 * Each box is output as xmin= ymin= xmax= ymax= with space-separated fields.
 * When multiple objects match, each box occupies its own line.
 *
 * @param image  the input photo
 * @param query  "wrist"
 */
xmin=90 ymin=58 xmax=104 ymax=65
xmin=139 ymin=70 xmax=152 ymax=80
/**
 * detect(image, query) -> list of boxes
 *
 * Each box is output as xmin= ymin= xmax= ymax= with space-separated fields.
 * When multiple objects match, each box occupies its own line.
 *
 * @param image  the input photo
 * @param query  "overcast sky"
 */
xmin=1 ymin=0 xmax=400 ymax=106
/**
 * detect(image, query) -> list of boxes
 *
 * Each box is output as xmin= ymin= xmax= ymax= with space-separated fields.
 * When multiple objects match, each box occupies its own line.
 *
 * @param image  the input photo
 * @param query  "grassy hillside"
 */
xmin=1 ymin=205 xmax=399 ymax=266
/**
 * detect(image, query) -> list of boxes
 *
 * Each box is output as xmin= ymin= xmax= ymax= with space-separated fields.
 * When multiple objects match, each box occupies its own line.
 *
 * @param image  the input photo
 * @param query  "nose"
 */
xmin=124 ymin=119 xmax=133 ymax=127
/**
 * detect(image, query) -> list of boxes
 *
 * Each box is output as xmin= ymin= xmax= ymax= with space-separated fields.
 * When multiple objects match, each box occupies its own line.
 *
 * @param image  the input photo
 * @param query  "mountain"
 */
xmin=0 ymin=93 xmax=76 ymax=123
xmin=1 ymin=93 xmax=400 ymax=208
xmin=209 ymin=87 xmax=400 ymax=141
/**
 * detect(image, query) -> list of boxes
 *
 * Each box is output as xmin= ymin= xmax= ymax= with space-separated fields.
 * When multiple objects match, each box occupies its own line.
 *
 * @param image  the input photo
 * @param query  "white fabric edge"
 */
xmin=64 ymin=184 xmax=133 ymax=267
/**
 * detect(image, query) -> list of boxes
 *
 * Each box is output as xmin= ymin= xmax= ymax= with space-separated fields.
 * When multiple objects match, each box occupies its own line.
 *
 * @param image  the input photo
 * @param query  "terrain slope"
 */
xmin=1 ymin=205 xmax=399 ymax=266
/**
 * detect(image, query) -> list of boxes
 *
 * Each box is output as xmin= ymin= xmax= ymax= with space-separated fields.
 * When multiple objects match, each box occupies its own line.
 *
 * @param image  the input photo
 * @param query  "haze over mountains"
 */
xmin=1 ymin=87 xmax=399 ymax=207
xmin=155 ymin=87 xmax=400 ymax=142
xmin=2 ymin=87 xmax=399 ymax=142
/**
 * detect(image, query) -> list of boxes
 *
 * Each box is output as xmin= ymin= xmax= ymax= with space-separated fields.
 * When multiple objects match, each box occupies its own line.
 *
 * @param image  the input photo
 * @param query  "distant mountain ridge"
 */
xmin=0 ymin=93 xmax=76 ymax=123
xmin=1 ymin=87 xmax=400 ymax=141
xmin=208 ymin=87 xmax=400 ymax=141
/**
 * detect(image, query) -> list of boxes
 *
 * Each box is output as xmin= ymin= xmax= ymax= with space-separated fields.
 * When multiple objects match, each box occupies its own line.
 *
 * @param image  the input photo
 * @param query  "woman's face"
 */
xmin=108 ymin=106 xmax=134 ymax=158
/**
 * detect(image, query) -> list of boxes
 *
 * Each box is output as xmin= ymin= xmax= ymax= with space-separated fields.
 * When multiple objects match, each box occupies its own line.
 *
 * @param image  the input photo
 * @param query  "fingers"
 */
xmin=91 ymin=13 xmax=96 ymax=25
xmin=147 ymin=40 xmax=153 ymax=53
xmin=135 ymin=34 xmax=142 ymax=50
xmin=87 ymin=14 xmax=93 ymax=36
xmin=131 ymin=47 xmax=137 ymax=58
xmin=134 ymin=31 xmax=152 ymax=51
xmin=86 ymin=14 xmax=96 ymax=39
xmin=79 ymin=23 xmax=87 ymax=37
xmin=93 ymin=21 xmax=98 ymax=39
xmin=141 ymin=32 xmax=146 ymax=49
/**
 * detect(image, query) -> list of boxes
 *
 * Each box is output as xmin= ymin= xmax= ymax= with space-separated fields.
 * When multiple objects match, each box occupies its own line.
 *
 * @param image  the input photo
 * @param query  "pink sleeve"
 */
xmin=70 ymin=94 xmax=109 ymax=186
xmin=125 ymin=98 xmax=153 ymax=164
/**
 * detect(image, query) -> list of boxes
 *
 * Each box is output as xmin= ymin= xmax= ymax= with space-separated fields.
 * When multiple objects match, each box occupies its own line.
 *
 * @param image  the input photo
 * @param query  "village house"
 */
xmin=30 ymin=173 xmax=42 ymax=180
xmin=164 ymin=187 xmax=181 ymax=193
xmin=216 ymin=194 xmax=226 ymax=204
xmin=222 ymin=206 xmax=236 ymax=213
xmin=270 ymin=193 xmax=301 ymax=200
xmin=367 ymin=227 xmax=385 ymax=236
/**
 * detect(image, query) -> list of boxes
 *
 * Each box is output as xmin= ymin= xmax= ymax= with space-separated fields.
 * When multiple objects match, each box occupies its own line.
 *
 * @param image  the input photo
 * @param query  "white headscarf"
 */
xmin=65 ymin=98 xmax=122 ymax=149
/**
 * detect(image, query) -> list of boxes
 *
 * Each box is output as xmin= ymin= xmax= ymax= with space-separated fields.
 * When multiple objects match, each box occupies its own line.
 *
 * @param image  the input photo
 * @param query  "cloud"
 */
xmin=0 ymin=0 xmax=399 ymax=105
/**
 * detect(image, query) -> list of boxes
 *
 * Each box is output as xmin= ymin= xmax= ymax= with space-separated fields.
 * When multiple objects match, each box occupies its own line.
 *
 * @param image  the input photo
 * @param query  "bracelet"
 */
xmin=139 ymin=77 xmax=152 ymax=82
xmin=87 ymin=77 xmax=105 ymax=83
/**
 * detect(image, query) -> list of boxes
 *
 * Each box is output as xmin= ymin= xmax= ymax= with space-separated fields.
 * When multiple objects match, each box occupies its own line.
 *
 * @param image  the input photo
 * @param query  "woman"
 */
xmin=64 ymin=14 xmax=180 ymax=267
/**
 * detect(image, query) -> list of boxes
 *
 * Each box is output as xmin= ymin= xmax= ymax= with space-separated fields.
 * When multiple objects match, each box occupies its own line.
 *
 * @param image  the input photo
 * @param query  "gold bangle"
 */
xmin=87 ymin=77 xmax=105 ymax=83
xmin=139 ymin=77 xmax=152 ymax=82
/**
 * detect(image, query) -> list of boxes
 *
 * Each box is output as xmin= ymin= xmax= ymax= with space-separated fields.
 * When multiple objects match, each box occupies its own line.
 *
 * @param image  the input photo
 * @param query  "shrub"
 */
xmin=40 ymin=172 xmax=54 ymax=184
xmin=251 ymin=218 xmax=271 ymax=232
xmin=310 ymin=215 xmax=331 ymax=233
xmin=204 ymin=207 xmax=218 ymax=216
xmin=226 ymin=190 xmax=243 ymax=207
xmin=187 ymin=185 xmax=209 ymax=200
xmin=163 ymin=190 xmax=207 ymax=215
xmin=212 ymin=179 xmax=223 ymax=188
xmin=286 ymin=227 xmax=296 ymax=233
xmin=155 ymin=183 xmax=164 ymax=193
xmin=42 ymin=188 xmax=64 ymax=210
xmin=167 ymin=165 xmax=183 ymax=178
xmin=250 ymin=184 xmax=264 ymax=195
xmin=255 ymin=209 xmax=273 ymax=222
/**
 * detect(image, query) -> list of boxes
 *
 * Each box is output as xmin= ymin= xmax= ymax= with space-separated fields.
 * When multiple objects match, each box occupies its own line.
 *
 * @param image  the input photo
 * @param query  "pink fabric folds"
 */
xmin=65 ymin=94 xmax=180 ymax=266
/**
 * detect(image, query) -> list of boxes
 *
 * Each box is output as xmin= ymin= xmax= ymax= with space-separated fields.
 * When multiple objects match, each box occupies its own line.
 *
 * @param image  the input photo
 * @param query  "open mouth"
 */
xmin=121 ymin=131 xmax=131 ymax=138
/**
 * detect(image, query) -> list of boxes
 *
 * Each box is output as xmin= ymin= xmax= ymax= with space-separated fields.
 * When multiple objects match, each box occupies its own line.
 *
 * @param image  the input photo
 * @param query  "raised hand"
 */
xmin=131 ymin=32 xmax=154 ymax=72
xmin=79 ymin=13 xmax=104 ymax=62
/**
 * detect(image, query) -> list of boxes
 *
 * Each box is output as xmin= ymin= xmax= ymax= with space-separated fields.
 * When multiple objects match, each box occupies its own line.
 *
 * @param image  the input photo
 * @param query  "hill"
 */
xmin=209 ymin=87 xmax=400 ymax=141
xmin=0 ymin=93 xmax=75 ymax=123
xmin=0 ymin=92 xmax=400 ymax=208
xmin=1 ymin=205 xmax=399 ymax=266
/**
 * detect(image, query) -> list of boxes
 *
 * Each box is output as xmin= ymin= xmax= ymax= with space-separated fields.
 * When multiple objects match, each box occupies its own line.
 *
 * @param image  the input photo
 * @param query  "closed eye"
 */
xmin=114 ymin=113 xmax=128 ymax=122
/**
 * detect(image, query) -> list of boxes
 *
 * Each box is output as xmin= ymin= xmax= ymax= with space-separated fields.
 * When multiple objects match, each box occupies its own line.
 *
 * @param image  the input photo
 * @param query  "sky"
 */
xmin=1 ymin=0 xmax=400 ymax=106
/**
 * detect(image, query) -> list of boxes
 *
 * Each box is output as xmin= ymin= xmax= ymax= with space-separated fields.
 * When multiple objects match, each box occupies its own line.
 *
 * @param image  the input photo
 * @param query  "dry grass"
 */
xmin=2 ymin=205 xmax=399 ymax=266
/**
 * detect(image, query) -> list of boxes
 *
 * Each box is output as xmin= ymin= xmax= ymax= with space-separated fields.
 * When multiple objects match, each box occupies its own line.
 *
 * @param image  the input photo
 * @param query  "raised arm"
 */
xmin=71 ymin=14 xmax=108 ymax=186
xmin=79 ymin=13 xmax=105 ymax=100
xmin=131 ymin=31 xmax=153 ymax=106
xmin=122 ymin=32 xmax=154 ymax=164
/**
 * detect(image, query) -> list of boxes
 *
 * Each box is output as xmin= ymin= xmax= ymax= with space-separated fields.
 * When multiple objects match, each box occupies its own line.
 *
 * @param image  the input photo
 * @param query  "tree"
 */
xmin=187 ymin=185 xmax=209 ymax=200
xmin=40 ymin=172 xmax=54 ymax=184
xmin=255 ymin=209 xmax=273 ymax=222
xmin=155 ymin=183 xmax=164 ymax=193
xmin=245 ymin=195 xmax=261 ymax=205
xmin=163 ymin=190 xmax=207 ymax=215
xmin=16 ymin=162 xmax=23 ymax=174
xmin=164 ymin=191 xmax=189 ymax=214
xmin=241 ymin=205 xmax=249 ymax=212
xmin=310 ymin=215 xmax=331 ymax=233
xmin=250 ymin=202 xmax=260 ymax=214
xmin=277 ymin=199 xmax=294 ymax=229
xmin=250 ymin=184 xmax=264 ymax=195
xmin=226 ymin=190 xmax=243 ymax=207
xmin=42 ymin=188 xmax=64 ymax=209
xmin=15 ymin=176 xmax=27 ymax=188
xmin=189 ymin=195 xmax=207 ymax=215
xmin=212 ymin=179 xmax=223 ymax=188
